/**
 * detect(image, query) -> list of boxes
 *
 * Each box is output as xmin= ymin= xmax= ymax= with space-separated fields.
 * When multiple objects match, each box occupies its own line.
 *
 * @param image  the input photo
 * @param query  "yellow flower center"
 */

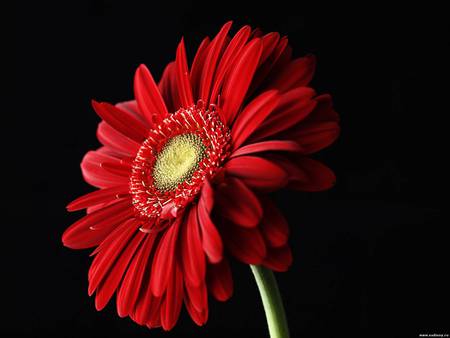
xmin=152 ymin=133 xmax=206 ymax=191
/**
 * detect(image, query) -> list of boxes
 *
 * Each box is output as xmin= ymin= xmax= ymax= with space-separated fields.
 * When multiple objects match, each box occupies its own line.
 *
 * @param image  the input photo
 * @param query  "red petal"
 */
xmin=91 ymin=100 xmax=148 ymax=143
xmin=250 ymin=87 xmax=317 ymax=141
xmin=209 ymin=25 xmax=252 ymax=103
xmin=184 ymin=280 xmax=207 ymax=312
xmin=251 ymin=27 xmax=263 ymax=38
xmin=262 ymin=245 xmax=293 ymax=272
xmin=67 ymin=211 xmax=133 ymax=250
xmin=100 ymin=159 xmax=132 ymax=177
xmin=197 ymin=190 xmax=223 ymax=263
xmin=216 ymin=177 xmax=262 ymax=228
xmin=81 ymin=149 xmax=129 ymax=188
xmin=149 ymin=218 xmax=181 ymax=296
xmin=180 ymin=206 xmax=206 ymax=287
xmin=248 ymin=36 xmax=289 ymax=95
xmin=304 ymin=94 xmax=340 ymax=123
xmin=147 ymin=310 xmax=162 ymax=328
xmin=225 ymin=156 xmax=287 ymax=190
xmin=160 ymin=263 xmax=184 ymax=331
xmin=66 ymin=185 xmax=129 ymax=211
xmin=285 ymin=94 xmax=340 ymax=154
xmin=222 ymin=38 xmax=263 ymax=125
xmin=184 ymin=293 xmax=208 ymax=326
xmin=88 ymin=219 xmax=132 ymax=257
xmin=207 ymin=258 xmax=233 ymax=302
xmin=230 ymin=140 xmax=301 ymax=159
xmin=200 ymin=178 xmax=214 ymax=213
xmin=289 ymin=121 xmax=340 ymax=155
xmin=260 ymin=198 xmax=289 ymax=248
xmin=158 ymin=62 xmax=178 ymax=113
xmin=86 ymin=222 xmax=135 ymax=288
xmin=283 ymin=157 xmax=336 ymax=191
xmin=268 ymin=54 xmax=316 ymax=92
xmin=231 ymin=90 xmax=280 ymax=150
xmin=134 ymin=64 xmax=169 ymax=124
xmin=94 ymin=146 xmax=122 ymax=158
xmin=132 ymin=284 xmax=161 ymax=326
xmin=268 ymin=42 xmax=293 ymax=79
xmin=260 ymin=32 xmax=280 ymax=65
xmin=175 ymin=38 xmax=194 ymax=107
xmin=97 ymin=121 xmax=140 ymax=157
xmin=88 ymin=219 xmax=140 ymax=288
xmin=116 ymin=234 xmax=156 ymax=317
xmin=222 ymin=222 xmax=267 ymax=265
xmin=190 ymin=37 xmax=211 ymax=100
xmin=199 ymin=21 xmax=232 ymax=103
xmin=94 ymin=229 xmax=145 ymax=311
xmin=82 ymin=147 xmax=123 ymax=164
xmin=115 ymin=100 xmax=148 ymax=126
xmin=62 ymin=199 xmax=133 ymax=249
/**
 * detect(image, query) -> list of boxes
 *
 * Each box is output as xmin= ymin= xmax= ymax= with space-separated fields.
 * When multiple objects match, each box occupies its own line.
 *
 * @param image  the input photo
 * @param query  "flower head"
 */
xmin=63 ymin=21 xmax=340 ymax=330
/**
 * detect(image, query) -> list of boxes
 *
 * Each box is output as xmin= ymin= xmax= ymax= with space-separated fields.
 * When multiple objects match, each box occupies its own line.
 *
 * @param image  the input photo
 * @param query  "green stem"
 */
xmin=250 ymin=265 xmax=290 ymax=338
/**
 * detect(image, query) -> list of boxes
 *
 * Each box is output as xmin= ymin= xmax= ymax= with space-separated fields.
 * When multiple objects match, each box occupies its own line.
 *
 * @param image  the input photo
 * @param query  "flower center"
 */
xmin=129 ymin=102 xmax=231 ymax=222
xmin=152 ymin=134 xmax=206 ymax=192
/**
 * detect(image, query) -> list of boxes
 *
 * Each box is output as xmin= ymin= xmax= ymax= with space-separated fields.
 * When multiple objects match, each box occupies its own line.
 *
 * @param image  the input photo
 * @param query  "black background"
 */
xmin=11 ymin=1 xmax=449 ymax=337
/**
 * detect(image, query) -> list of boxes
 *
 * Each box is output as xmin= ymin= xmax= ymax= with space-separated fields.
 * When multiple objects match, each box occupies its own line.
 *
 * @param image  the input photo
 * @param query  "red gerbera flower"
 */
xmin=62 ymin=21 xmax=340 ymax=330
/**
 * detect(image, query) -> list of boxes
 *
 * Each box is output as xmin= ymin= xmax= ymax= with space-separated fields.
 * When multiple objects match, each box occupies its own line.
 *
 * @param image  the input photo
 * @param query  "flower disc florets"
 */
xmin=130 ymin=102 xmax=230 ymax=221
